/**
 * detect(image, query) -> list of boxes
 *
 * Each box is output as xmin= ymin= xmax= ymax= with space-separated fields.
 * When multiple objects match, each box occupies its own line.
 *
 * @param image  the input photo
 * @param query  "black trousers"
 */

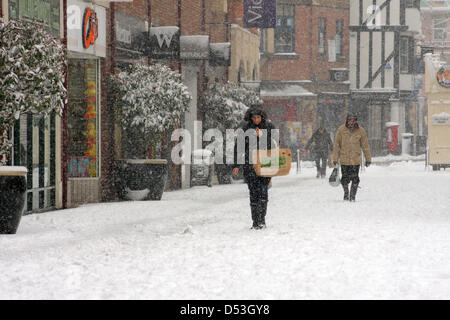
xmin=340 ymin=165 xmax=360 ymax=185
xmin=314 ymin=151 xmax=328 ymax=175
xmin=246 ymin=175 xmax=271 ymax=203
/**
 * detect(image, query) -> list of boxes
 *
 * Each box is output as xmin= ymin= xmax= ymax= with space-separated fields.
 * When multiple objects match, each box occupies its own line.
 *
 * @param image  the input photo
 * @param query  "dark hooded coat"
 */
xmin=233 ymin=107 xmax=276 ymax=179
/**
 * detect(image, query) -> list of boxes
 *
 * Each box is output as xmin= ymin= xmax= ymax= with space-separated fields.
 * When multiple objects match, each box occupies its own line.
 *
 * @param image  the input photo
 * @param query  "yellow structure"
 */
xmin=424 ymin=54 xmax=450 ymax=170
xmin=229 ymin=24 xmax=260 ymax=83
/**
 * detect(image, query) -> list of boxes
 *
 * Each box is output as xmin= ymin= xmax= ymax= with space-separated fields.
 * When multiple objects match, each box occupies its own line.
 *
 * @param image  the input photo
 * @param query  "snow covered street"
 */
xmin=1 ymin=161 xmax=449 ymax=300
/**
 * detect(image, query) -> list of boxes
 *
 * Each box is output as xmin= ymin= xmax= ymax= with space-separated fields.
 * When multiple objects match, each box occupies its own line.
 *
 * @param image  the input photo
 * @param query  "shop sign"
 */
xmin=148 ymin=27 xmax=180 ymax=60
xmin=437 ymin=66 xmax=450 ymax=88
xmin=209 ymin=42 xmax=231 ymax=66
xmin=431 ymin=113 xmax=450 ymax=125
xmin=82 ymin=8 xmax=98 ymax=49
xmin=244 ymin=0 xmax=276 ymax=28
xmin=115 ymin=11 xmax=148 ymax=60
xmin=67 ymin=0 xmax=106 ymax=57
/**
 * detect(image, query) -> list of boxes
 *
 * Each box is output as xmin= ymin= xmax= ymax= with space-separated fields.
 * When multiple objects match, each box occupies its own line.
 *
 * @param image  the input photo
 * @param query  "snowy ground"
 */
xmin=1 ymin=161 xmax=449 ymax=300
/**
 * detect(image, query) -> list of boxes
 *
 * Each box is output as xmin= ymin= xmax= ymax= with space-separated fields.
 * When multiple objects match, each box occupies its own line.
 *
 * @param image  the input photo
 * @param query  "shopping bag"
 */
xmin=328 ymin=165 xmax=340 ymax=187
xmin=252 ymin=148 xmax=292 ymax=177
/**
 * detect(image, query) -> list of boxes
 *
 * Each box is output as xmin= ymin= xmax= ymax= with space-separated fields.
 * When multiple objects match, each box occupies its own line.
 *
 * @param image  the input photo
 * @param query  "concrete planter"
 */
xmin=115 ymin=159 xmax=168 ymax=201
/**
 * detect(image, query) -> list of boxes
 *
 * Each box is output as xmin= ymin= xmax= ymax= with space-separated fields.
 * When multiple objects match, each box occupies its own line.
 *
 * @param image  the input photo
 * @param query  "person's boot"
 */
xmin=316 ymin=171 xmax=320 ymax=178
xmin=250 ymin=203 xmax=260 ymax=229
xmin=258 ymin=200 xmax=268 ymax=229
xmin=350 ymin=182 xmax=359 ymax=202
xmin=342 ymin=183 xmax=349 ymax=201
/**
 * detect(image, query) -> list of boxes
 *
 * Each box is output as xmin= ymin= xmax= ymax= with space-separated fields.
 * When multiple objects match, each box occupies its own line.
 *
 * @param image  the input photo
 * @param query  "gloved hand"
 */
xmin=365 ymin=162 xmax=371 ymax=167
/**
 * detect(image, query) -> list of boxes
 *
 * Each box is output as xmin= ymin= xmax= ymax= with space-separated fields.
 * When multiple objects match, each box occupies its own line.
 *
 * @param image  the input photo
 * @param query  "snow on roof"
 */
xmin=432 ymin=112 xmax=450 ymax=117
xmin=150 ymin=26 xmax=179 ymax=36
xmin=351 ymin=88 xmax=398 ymax=93
xmin=386 ymin=122 xmax=399 ymax=127
xmin=260 ymin=82 xmax=316 ymax=97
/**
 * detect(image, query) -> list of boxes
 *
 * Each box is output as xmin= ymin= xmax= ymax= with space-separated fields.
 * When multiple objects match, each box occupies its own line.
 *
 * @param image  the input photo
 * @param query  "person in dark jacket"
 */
xmin=232 ymin=105 xmax=276 ymax=229
xmin=305 ymin=124 xmax=333 ymax=178
xmin=331 ymin=112 xmax=371 ymax=201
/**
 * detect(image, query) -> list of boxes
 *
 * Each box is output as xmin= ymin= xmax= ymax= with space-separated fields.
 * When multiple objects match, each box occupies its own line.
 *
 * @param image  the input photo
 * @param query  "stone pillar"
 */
xmin=181 ymin=62 xmax=201 ymax=189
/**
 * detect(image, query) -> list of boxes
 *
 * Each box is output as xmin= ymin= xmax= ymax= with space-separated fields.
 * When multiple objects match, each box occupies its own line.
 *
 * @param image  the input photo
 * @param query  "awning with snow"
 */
xmin=180 ymin=35 xmax=210 ymax=60
xmin=260 ymin=82 xmax=316 ymax=98
xmin=209 ymin=43 xmax=231 ymax=66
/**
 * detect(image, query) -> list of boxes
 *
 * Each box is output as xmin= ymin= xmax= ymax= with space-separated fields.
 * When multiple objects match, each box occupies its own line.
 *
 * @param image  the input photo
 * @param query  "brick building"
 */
xmin=2 ymin=0 xmax=260 ymax=211
xmin=259 ymin=0 xmax=351 ymax=154
xmin=421 ymin=0 xmax=450 ymax=64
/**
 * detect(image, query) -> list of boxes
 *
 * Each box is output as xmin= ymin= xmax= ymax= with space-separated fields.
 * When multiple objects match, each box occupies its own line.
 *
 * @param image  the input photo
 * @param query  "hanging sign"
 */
xmin=437 ymin=66 xmax=450 ymax=88
xmin=243 ymin=0 xmax=276 ymax=28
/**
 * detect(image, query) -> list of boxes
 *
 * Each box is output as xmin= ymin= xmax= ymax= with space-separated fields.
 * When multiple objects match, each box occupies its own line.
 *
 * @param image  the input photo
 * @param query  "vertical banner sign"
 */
xmin=244 ymin=0 xmax=276 ymax=28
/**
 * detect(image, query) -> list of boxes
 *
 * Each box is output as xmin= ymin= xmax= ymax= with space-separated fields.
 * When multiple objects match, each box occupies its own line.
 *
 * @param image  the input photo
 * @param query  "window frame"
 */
xmin=336 ymin=19 xmax=344 ymax=57
xmin=433 ymin=17 xmax=448 ymax=42
xmin=400 ymin=36 xmax=414 ymax=74
xmin=318 ymin=17 xmax=327 ymax=56
xmin=275 ymin=4 xmax=296 ymax=53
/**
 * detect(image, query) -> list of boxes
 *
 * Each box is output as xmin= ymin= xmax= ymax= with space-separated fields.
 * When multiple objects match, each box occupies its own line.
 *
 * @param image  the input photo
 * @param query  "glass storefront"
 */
xmin=8 ymin=0 xmax=60 ymax=36
xmin=67 ymin=59 xmax=99 ymax=178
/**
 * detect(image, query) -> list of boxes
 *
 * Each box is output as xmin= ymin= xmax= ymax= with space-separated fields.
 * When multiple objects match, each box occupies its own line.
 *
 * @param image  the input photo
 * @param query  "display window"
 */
xmin=67 ymin=59 xmax=99 ymax=178
xmin=8 ymin=0 xmax=60 ymax=37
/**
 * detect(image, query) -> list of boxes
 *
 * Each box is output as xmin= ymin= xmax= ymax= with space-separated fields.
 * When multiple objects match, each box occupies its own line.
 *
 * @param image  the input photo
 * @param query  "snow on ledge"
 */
xmin=0 ymin=166 xmax=28 ymax=174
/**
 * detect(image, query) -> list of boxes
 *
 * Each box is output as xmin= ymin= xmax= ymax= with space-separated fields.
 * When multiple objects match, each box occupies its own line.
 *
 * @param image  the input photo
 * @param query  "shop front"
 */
xmin=260 ymin=81 xmax=317 ymax=158
xmin=66 ymin=0 xmax=106 ymax=207
xmin=8 ymin=0 xmax=62 ymax=213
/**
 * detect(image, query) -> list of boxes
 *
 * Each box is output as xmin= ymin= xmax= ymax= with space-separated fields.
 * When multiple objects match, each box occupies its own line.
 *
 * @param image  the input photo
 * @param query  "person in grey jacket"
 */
xmin=306 ymin=125 xmax=333 ymax=178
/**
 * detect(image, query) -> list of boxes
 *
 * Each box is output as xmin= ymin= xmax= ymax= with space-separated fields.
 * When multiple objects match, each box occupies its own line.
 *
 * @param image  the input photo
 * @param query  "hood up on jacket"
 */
xmin=244 ymin=105 xmax=268 ymax=123
xmin=345 ymin=112 xmax=359 ymax=129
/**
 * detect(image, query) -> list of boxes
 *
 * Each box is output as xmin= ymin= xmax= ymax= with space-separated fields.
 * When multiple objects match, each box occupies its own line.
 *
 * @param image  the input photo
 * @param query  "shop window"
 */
xmin=400 ymin=36 xmax=414 ymax=73
xmin=275 ymin=4 xmax=295 ymax=53
xmin=318 ymin=18 xmax=327 ymax=56
xmin=67 ymin=59 xmax=99 ymax=178
xmin=8 ymin=0 xmax=60 ymax=37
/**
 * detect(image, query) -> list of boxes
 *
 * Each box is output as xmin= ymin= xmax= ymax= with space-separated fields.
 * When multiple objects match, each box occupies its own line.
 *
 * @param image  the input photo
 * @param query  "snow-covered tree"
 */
xmin=200 ymin=82 xmax=261 ymax=133
xmin=0 ymin=18 xmax=66 ymax=165
xmin=108 ymin=63 xmax=191 ymax=159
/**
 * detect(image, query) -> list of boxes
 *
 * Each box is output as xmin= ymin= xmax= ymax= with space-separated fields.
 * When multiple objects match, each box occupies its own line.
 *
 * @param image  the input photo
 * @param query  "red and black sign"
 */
xmin=82 ymin=8 xmax=98 ymax=49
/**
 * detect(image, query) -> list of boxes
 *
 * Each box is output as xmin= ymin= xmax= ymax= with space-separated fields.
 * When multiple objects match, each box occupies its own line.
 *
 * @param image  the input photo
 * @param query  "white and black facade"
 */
xmin=349 ymin=0 xmax=422 ymax=155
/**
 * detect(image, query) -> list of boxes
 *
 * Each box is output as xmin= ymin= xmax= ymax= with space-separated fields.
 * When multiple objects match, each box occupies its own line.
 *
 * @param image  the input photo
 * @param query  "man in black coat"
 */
xmin=233 ymin=106 xmax=276 ymax=229
xmin=305 ymin=125 xmax=333 ymax=178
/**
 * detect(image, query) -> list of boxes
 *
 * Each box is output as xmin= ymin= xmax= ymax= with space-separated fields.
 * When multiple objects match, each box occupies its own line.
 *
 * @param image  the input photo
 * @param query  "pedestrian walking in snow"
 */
xmin=331 ymin=113 xmax=371 ymax=201
xmin=233 ymin=106 xmax=276 ymax=229
xmin=305 ymin=124 xmax=333 ymax=178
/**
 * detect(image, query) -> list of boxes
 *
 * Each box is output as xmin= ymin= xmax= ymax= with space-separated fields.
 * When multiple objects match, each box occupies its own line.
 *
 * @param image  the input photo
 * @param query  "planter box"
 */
xmin=115 ymin=159 xmax=168 ymax=201
xmin=0 ymin=166 xmax=27 ymax=234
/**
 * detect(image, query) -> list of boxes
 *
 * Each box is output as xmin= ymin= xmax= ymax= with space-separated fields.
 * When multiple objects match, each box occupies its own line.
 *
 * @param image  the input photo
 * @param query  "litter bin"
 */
xmin=402 ymin=133 xmax=414 ymax=155
xmin=191 ymin=149 xmax=213 ymax=187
